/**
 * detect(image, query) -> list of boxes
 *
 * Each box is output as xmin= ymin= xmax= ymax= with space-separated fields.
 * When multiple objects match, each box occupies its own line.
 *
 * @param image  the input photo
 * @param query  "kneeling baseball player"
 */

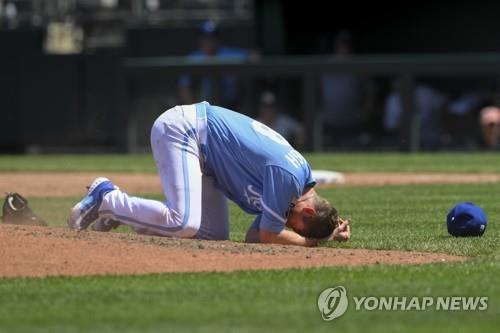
xmin=68 ymin=102 xmax=350 ymax=247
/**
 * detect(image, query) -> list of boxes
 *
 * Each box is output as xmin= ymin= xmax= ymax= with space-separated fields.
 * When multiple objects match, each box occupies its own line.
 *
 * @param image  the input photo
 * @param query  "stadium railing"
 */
xmin=120 ymin=54 xmax=500 ymax=152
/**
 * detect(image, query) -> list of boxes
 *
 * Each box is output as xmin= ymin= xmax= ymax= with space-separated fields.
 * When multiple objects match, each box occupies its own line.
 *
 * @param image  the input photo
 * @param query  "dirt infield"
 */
xmin=0 ymin=224 xmax=465 ymax=278
xmin=2 ymin=172 xmax=500 ymax=197
xmin=0 ymin=171 xmax=484 ymax=277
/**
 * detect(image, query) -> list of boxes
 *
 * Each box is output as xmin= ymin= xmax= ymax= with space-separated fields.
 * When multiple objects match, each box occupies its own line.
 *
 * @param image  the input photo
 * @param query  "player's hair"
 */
xmin=300 ymin=195 xmax=338 ymax=239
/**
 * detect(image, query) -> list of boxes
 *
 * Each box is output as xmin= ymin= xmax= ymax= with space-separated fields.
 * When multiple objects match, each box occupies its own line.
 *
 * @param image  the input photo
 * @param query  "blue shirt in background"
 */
xmin=179 ymin=47 xmax=250 ymax=104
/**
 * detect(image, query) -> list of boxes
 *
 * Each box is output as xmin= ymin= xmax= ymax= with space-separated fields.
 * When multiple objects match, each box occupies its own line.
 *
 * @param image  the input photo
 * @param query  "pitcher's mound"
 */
xmin=0 ymin=225 xmax=465 ymax=278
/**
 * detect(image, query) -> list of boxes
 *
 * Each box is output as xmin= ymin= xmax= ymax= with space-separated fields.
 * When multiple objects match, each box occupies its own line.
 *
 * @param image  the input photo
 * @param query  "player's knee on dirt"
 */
xmin=167 ymin=209 xmax=202 ymax=238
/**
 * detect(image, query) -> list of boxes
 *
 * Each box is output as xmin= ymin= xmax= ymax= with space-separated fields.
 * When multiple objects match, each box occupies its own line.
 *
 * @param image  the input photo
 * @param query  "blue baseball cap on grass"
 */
xmin=446 ymin=202 xmax=487 ymax=237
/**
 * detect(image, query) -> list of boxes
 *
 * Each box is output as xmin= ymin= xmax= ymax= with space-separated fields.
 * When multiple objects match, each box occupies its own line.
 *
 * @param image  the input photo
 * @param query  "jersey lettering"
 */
xmin=251 ymin=121 xmax=289 ymax=146
xmin=244 ymin=185 xmax=262 ymax=209
xmin=285 ymin=150 xmax=307 ymax=169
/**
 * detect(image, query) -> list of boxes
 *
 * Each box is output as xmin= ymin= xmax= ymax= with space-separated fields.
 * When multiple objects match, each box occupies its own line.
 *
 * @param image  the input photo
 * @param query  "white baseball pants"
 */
xmin=98 ymin=105 xmax=229 ymax=240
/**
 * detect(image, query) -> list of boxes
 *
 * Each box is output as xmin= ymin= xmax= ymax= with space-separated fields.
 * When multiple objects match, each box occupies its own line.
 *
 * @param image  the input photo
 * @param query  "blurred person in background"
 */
xmin=384 ymin=79 xmax=448 ymax=149
xmin=479 ymin=107 xmax=500 ymax=148
xmin=478 ymin=92 xmax=500 ymax=149
xmin=442 ymin=91 xmax=491 ymax=149
xmin=257 ymin=91 xmax=304 ymax=149
xmin=178 ymin=20 xmax=251 ymax=108
xmin=0 ymin=0 xmax=18 ymax=29
xmin=319 ymin=30 xmax=376 ymax=147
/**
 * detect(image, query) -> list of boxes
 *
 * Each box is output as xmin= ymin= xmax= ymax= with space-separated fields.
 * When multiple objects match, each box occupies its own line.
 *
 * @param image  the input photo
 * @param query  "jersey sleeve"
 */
xmin=259 ymin=165 xmax=302 ymax=233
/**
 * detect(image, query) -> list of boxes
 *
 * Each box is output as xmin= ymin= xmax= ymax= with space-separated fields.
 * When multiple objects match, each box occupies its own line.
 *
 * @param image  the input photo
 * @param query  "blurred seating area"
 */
xmin=1 ymin=1 xmax=500 ymax=153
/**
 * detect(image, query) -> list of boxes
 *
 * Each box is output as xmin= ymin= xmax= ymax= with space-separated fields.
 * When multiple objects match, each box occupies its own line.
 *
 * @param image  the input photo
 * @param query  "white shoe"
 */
xmin=67 ymin=177 xmax=119 ymax=230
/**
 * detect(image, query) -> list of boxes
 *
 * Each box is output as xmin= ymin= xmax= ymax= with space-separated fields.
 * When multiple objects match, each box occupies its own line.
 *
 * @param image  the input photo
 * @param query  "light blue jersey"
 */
xmin=196 ymin=102 xmax=316 ymax=233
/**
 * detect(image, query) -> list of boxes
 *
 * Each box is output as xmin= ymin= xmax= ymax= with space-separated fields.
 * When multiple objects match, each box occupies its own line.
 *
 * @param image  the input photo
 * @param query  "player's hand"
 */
xmin=330 ymin=218 xmax=351 ymax=242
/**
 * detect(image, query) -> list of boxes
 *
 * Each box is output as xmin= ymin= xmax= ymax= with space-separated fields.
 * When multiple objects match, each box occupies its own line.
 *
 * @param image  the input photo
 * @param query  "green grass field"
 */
xmin=0 ymin=153 xmax=499 ymax=333
xmin=2 ymin=152 xmax=500 ymax=173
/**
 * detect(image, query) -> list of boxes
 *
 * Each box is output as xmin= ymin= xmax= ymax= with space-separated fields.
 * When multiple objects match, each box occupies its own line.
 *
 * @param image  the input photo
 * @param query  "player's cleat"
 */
xmin=91 ymin=217 xmax=121 ymax=232
xmin=67 ymin=177 xmax=118 ymax=231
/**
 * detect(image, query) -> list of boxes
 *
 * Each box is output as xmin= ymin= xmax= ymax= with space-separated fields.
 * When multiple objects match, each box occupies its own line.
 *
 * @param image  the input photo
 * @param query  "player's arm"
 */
xmin=258 ymin=218 xmax=351 ymax=246
xmin=328 ymin=218 xmax=351 ymax=242
xmin=245 ymin=215 xmax=317 ymax=246
xmin=260 ymin=229 xmax=319 ymax=247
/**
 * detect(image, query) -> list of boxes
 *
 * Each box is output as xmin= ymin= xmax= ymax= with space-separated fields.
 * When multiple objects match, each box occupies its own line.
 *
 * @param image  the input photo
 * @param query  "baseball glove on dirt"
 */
xmin=1 ymin=192 xmax=47 ymax=226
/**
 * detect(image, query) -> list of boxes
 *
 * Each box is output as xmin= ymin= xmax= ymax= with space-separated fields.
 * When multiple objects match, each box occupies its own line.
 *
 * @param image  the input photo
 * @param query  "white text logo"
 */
xmin=318 ymin=286 xmax=488 ymax=321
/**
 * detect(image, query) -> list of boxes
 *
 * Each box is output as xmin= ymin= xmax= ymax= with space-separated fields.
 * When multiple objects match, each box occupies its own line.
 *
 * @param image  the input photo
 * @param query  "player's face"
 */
xmin=286 ymin=212 xmax=305 ymax=234
xmin=286 ymin=199 xmax=316 ymax=235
